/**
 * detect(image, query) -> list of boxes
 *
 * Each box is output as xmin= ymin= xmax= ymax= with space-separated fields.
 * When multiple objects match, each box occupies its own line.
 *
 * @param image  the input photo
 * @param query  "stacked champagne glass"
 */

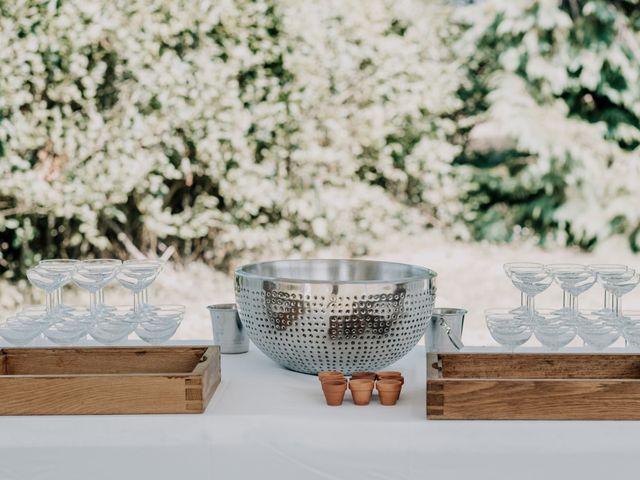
xmin=486 ymin=263 xmax=640 ymax=351
xmin=0 ymin=259 xmax=185 ymax=346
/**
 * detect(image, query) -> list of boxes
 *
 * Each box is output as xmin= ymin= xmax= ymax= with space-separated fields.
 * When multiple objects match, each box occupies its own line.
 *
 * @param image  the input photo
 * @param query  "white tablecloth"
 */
xmin=1 ymin=345 xmax=639 ymax=480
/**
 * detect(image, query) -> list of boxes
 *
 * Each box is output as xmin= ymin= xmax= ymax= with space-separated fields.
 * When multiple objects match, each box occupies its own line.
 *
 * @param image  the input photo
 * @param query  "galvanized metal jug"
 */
xmin=207 ymin=303 xmax=250 ymax=354
xmin=427 ymin=307 xmax=466 ymax=352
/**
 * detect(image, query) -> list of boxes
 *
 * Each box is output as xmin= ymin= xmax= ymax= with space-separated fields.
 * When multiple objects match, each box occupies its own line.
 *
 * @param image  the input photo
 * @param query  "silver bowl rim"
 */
xmin=235 ymin=258 xmax=437 ymax=285
xmin=207 ymin=303 xmax=236 ymax=311
xmin=431 ymin=307 xmax=467 ymax=316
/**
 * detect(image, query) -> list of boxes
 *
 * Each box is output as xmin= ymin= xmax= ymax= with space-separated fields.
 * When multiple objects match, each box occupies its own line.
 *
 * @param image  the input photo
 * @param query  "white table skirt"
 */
xmin=0 ymin=345 xmax=639 ymax=480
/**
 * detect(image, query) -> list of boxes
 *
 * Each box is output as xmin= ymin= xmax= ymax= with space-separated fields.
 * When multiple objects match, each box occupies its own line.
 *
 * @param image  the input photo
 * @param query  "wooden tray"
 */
xmin=427 ymin=352 xmax=640 ymax=420
xmin=0 ymin=346 xmax=220 ymax=415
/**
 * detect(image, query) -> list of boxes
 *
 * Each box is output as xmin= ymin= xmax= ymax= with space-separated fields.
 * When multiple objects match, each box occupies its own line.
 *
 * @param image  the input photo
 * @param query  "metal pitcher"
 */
xmin=207 ymin=303 xmax=250 ymax=354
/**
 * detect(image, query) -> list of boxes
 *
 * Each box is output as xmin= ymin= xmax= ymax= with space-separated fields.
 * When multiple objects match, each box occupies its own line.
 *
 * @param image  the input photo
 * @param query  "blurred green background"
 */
xmin=1 ymin=0 xmax=639 ymax=287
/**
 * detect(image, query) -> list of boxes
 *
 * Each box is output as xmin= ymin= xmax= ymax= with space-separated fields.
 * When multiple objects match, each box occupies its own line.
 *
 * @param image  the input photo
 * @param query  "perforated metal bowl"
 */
xmin=235 ymin=259 xmax=437 ymax=374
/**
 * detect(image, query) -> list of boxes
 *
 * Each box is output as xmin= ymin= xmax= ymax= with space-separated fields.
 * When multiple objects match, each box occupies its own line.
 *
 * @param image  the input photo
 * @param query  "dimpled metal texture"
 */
xmin=235 ymin=259 xmax=436 ymax=375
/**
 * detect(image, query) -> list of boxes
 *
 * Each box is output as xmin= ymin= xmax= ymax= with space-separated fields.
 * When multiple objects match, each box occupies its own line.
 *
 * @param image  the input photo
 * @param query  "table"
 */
xmin=0 ymin=345 xmax=639 ymax=480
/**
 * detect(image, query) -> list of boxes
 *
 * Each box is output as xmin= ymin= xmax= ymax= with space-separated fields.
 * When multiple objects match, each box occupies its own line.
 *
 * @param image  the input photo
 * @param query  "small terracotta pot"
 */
xmin=349 ymin=379 xmax=374 ymax=405
xmin=321 ymin=379 xmax=348 ymax=406
xmin=318 ymin=371 xmax=345 ymax=383
xmin=376 ymin=372 xmax=404 ymax=396
xmin=351 ymin=371 xmax=377 ymax=381
xmin=376 ymin=379 xmax=402 ymax=406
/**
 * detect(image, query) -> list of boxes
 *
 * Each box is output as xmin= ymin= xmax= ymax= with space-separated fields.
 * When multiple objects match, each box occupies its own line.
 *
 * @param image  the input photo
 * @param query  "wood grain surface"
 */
xmin=427 ymin=352 xmax=640 ymax=420
xmin=437 ymin=353 xmax=640 ymax=379
xmin=428 ymin=378 xmax=640 ymax=419
xmin=0 ymin=346 xmax=220 ymax=415
xmin=3 ymin=347 xmax=208 ymax=375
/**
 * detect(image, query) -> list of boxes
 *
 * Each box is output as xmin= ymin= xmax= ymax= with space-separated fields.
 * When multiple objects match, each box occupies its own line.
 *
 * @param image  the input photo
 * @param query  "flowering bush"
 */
xmin=0 ymin=0 xmax=463 ymax=281
xmin=1 ymin=0 xmax=640 ymax=293
xmin=455 ymin=0 xmax=640 ymax=247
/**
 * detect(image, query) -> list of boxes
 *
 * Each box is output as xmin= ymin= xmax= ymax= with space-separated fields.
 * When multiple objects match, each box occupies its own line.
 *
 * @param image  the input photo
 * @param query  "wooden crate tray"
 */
xmin=427 ymin=352 xmax=640 ymax=420
xmin=0 ymin=346 xmax=220 ymax=415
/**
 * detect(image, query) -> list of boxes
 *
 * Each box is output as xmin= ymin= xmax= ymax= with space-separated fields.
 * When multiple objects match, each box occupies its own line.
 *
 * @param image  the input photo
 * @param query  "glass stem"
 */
xmin=614 ymin=295 xmax=622 ymax=316
xmin=141 ymin=288 xmax=148 ymax=305
xmin=562 ymin=291 xmax=567 ymax=310
xmin=604 ymin=290 xmax=610 ymax=310
xmin=89 ymin=292 xmax=98 ymax=314
xmin=526 ymin=295 xmax=535 ymax=313
xmin=520 ymin=291 xmax=524 ymax=307
xmin=56 ymin=289 xmax=63 ymax=307
xmin=133 ymin=292 xmax=141 ymax=313
xmin=45 ymin=292 xmax=55 ymax=314
xmin=570 ymin=294 xmax=579 ymax=323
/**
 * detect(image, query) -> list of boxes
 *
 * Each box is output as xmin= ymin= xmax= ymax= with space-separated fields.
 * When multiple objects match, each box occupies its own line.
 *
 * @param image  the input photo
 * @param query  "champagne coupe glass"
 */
xmin=26 ymin=265 xmax=69 ymax=321
xmin=504 ymin=262 xmax=543 ymax=313
xmin=534 ymin=309 xmax=577 ymax=351
xmin=89 ymin=306 xmax=137 ymax=345
xmin=603 ymin=269 xmax=640 ymax=318
xmin=587 ymin=264 xmax=629 ymax=318
xmin=623 ymin=324 xmax=640 ymax=350
xmin=43 ymin=306 xmax=92 ymax=345
xmin=136 ymin=305 xmax=185 ymax=345
xmin=0 ymin=316 xmax=43 ymax=345
xmin=116 ymin=259 xmax=164 ymax=316
xmin=545 ymin=264 xmax=596 ymax=325
xmin=72 ymin=259 xmax=122 ymax=318
xmin=578 ymin=312 xmax=620 ymax=350
xmin=15 ymin=306 xmax=50 ymax=334
xmin=621 ymin=311 xmax=640 ymax=350
xmin=144 ymin=304 xmax=185 ymax=323
xmin=38 ymin=259 xmax=79 ymax=313
xmin=136 ymin=321 xmax=181 ymax=345
xmin=506 ymin=264 xmax=552 ymax=319
xmin=485 ymin=308 xmax=533 ymax=352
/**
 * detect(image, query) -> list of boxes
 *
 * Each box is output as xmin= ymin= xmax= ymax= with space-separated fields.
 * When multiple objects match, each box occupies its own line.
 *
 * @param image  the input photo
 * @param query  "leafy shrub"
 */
xmin=455 ymin=0 xmax=640 ymax=248
xmin=0 ymin=0 xmax=463 ymax=280
xmin=2 ymin=0 xmax=640 ymax=293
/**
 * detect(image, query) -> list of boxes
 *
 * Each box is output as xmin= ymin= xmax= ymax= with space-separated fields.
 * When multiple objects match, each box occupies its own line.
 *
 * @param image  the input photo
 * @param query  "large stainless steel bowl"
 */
xmin=235 ymin=259 xmax=437 ymax=374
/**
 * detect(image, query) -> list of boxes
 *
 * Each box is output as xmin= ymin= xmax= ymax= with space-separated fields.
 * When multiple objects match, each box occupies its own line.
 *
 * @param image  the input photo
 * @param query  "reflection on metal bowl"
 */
xmin=235 ymin=259 xmax=436 ymax=374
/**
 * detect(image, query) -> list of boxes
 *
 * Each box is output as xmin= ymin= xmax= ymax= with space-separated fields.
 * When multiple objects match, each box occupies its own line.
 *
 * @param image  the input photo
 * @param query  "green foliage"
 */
xmin=1 ymin=0 xmax=640 ymax=286
xmin=455 ymin=0 xmax=640 ymax=248
xmin=0 ymin=0 xmax=462 ymax=280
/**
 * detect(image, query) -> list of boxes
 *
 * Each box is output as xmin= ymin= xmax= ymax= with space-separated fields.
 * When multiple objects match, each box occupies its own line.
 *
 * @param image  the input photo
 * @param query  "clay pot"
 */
xmin=376 ymin=379 xmax=402 ymax=406
xmin=318 ymin=371 xmax=345 ymax=383
xmin=376 ymin=372 xmax=404 ymax=397
xmin=350 ymin=371 xmax=377 ymax=381
xmin=349 ymin=379 xmax=374 ymax=406
xmin=321 ymin=379 xmax=348 ymax=406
